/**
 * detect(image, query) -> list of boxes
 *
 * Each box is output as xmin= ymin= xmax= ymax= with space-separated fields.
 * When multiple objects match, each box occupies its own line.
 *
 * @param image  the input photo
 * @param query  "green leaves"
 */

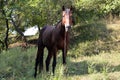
xmin=75 ymin=0 xmax=120 ymax=14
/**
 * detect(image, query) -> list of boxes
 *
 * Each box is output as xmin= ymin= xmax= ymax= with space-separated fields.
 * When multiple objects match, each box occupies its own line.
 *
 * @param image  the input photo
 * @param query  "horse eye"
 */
xmin=70 ymin=13 xmax=72 ymax=16
xmin=62 ymin=14 xmax=65 ymax=17
xmin=62 ymin=11 xmax=66 ymax=16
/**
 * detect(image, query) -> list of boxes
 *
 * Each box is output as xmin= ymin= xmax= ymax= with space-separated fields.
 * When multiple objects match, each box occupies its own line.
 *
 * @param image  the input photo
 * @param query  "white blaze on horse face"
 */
xmin=65 ymin=9 xmax=70 ymax=32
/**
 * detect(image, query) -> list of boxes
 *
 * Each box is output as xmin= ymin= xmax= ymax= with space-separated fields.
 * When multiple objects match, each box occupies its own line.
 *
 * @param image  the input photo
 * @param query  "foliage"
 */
xmin=75 ymin=0 xmax=120 ymax=14
xmin=0 ymin=0 xmax=120 ymax=50
xmin=74 ymin=0 xmax=120 ymax=24
xmin=0 ymin=0 xmax=120 ymax=79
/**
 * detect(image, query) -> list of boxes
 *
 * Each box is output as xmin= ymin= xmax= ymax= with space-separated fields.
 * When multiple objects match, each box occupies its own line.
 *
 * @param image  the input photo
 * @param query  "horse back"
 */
xmin=40 ymin=25 xmax=55 ymax=46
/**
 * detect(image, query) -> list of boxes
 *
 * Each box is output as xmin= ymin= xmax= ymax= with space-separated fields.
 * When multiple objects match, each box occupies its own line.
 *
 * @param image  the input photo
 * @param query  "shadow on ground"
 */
xmin=68 ymin=22 xmax=120 ymax=56
xmin=66 ymin=59 xmax=120 ymax=76
xmin=67 ymin=60 xmax=88 ymax=75
xmin=70 ymin=22 xmax=111 ymax=48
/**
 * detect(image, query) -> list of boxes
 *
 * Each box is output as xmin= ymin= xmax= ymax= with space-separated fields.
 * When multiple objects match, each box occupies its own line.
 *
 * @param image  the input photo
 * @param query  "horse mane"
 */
xmin=55 ymin=20 xmax=63 ymax=29
xmin=55 ymin=20 xmax=62 ymax=25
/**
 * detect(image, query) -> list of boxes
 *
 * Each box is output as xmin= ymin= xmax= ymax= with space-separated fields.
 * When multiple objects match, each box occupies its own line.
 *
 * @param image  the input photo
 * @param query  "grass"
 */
xmin=0 ymin=20 xmax=120 ymax=80
xmin=68 ymin=52 xmax=120 ymax=80
xmin=0 ymin=47 xmax=36 ymax=80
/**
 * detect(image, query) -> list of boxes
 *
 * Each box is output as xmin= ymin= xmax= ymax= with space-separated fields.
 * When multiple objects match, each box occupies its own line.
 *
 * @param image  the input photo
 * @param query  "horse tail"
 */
xmin=37 ymin=25 xmax=41 ymax=37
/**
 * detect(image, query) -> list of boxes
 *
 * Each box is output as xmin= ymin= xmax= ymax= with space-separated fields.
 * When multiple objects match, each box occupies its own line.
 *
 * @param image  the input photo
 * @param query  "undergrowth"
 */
xmin=0 ymin=21 xmax=120 ymax=80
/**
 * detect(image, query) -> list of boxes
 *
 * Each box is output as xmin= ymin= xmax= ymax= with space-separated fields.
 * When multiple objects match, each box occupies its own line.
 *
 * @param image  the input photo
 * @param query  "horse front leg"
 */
xmin=62 ymin=49 xmax=67 ymax=65
xmin=52 ymin=48 xmax=58 ymax=74
xmin=46 ymin=50 xmax=52 ymax=72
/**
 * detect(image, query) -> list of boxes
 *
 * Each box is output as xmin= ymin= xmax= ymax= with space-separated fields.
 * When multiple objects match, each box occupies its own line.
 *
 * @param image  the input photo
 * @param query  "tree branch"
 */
xmin=11 ymin=16 xmax=27 ymax=43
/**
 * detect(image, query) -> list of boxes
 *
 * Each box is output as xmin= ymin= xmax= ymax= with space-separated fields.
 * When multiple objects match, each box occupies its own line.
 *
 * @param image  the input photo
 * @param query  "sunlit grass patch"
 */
xmin=67 ymin=51 xmax=120 ymax=80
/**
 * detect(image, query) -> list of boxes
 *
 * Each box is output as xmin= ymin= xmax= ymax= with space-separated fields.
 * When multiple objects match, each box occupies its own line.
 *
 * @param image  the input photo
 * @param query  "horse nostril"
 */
xmin=67 ymin=26 xmax=71 ymax=29
xmin=65 ymin=26 xmax=71 ymax=32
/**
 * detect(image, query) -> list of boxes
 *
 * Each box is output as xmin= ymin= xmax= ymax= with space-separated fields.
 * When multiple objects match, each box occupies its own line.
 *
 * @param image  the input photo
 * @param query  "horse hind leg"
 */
xmin=34 ymin=51 xmax=39 ymax=78
xmin=39 ymin=47 xmax=44 ymax=73
xmin=34 ymin=41 xmax=44 ymax=78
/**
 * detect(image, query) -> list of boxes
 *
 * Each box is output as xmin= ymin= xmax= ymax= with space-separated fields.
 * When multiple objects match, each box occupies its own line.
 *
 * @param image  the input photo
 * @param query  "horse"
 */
xmin=34 ymin=6 xmax=74 ymax=77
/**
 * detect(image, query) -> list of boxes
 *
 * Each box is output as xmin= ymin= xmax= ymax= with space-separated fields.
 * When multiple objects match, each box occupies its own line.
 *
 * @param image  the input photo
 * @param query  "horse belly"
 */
xmin=42 ymin=26 xmax=54 ymax=45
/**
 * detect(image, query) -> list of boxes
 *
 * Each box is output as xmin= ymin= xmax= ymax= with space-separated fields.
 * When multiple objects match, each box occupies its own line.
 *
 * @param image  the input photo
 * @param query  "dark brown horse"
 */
xmin=34 ymin=6 xmax=74 ymax=77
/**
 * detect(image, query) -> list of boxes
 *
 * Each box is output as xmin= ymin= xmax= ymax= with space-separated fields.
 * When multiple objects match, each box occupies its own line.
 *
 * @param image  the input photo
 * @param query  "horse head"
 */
xmin=62 ymin=6 xmax=74 ymax=32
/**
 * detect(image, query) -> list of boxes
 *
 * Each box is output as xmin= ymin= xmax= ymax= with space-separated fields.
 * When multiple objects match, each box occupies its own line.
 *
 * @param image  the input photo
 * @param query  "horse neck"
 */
xmin=56 ymin=21 xmax=68 ymax=39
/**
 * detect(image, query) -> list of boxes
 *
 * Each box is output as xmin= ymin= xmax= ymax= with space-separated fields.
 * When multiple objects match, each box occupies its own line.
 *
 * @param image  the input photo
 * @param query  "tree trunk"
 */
xmin=2 ymin=9 xmax=9 ymax=50
xmin=4 ymin=19 xmax=9 ymax=50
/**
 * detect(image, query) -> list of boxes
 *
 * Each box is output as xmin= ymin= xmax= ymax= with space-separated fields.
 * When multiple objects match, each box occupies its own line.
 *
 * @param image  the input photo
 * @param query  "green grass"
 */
xmin=0 ymin=21 xmax=120 ymax=80
xmin=0 ymin=47 xmax=36 ymax=80
xmin=1 ymin=48 xmax=120 ymax=80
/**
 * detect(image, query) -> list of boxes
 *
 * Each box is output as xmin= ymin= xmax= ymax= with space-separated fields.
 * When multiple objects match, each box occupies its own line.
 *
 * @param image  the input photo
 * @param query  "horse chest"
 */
xmin=56 ymin=37 xmax=65 ymax=49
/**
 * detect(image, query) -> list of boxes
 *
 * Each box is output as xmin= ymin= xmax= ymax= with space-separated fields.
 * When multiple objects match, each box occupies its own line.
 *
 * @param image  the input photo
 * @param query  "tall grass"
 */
xmin=0 ymin=47 xmax=67 ymax=80
xmin=0 ymin=21 xmax=120 ymax=80
xmin=0 ymin=47 xmax=36 ymax=80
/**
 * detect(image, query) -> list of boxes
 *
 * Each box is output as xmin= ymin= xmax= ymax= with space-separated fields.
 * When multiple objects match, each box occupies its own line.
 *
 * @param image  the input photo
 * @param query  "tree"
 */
xmin=0 ymin=0 xmax=11 ymax=50
xmin=74 ymin=0 xmax=120 ymax=18
xmin=0 ymin=0 xmax=75 ymax=51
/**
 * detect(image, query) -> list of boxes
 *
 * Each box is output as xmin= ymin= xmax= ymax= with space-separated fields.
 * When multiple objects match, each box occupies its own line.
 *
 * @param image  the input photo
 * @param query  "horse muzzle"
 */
xmin=65 ymin=26 xmax=71 ymax=32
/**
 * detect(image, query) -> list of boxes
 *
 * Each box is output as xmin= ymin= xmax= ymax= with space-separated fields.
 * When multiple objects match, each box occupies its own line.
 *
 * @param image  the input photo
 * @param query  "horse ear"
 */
xmin=62 ymin=6 xmax=65 ymax=11
xmin=70 ymin=6 xmax=73 ymax=11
